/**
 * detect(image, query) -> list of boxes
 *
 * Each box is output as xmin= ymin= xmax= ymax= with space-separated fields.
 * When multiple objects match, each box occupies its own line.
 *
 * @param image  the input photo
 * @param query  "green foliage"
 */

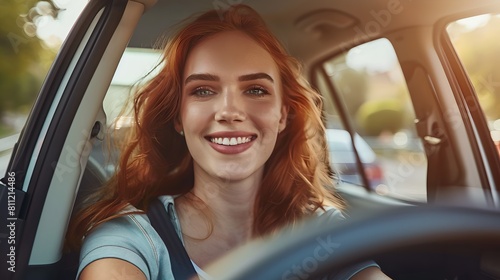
xmin=0 ymin=122 xmax=14 ymax=137
xmin=0 ymin=0 xmax=55 ymax=118
xmin=356 ymin=99 xmax=405 ymax=136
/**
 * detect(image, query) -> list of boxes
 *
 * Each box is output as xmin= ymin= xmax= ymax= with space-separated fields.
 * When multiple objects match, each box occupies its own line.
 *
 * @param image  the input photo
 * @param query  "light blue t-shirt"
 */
xmin=77 ymin=195 xmax=378 ymax=279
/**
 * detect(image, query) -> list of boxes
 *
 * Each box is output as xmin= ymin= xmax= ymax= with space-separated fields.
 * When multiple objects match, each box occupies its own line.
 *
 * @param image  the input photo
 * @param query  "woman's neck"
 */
xmin=189 ymin=169 xmax=260 ymax=240
xmin=175 ymin=169 xmax=262 ymax=267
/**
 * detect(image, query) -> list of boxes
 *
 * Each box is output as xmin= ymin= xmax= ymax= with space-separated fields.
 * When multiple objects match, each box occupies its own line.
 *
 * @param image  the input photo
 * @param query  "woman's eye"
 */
xmin=246 ymin=86 xmax=269 ymax=96
xmin=193 ymin=88 xmax=214 ymax=97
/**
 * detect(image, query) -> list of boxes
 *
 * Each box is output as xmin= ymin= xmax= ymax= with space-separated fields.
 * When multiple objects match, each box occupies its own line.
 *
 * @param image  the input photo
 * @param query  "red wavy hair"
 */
xmin=67 ymin=4 xmax=343 ymax=249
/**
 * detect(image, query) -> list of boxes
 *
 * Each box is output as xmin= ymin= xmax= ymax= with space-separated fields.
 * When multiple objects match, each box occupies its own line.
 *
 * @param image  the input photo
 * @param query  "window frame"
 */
xmin=0 ymin=0 xmax=130 ymax=278
xmin=437 ymin=11 xmax=500 ymax=199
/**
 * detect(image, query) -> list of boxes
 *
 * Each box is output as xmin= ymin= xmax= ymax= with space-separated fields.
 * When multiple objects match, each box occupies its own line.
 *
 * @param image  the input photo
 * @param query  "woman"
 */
xmin=67 ymin=4 xmax=389 ymax=280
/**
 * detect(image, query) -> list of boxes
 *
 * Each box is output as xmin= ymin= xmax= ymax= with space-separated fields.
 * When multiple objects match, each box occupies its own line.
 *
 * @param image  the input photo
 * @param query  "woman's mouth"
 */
xmin=209 ymin=136 xmax=253 ymax=146
xmin=205 ymin=134 xmax=257 ymax=154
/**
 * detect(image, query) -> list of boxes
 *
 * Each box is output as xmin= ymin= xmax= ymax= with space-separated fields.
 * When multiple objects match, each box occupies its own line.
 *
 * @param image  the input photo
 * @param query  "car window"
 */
xmin=92 ymin=47 xmax=163 ymax=175
xmin=446 ymin=14 xmax=500 ymax=161
xmin=104 ymin=47 xmax=163 ymax=127
xmin=0 ymin=1 xmax=87 ymax=176
xmin=314 ymin=38 xmax=427 ymax=202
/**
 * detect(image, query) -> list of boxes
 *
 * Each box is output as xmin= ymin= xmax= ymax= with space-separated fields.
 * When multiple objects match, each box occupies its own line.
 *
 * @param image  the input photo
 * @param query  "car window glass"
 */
xmin=0 ymin=1 xmax=87 ymax=176
xmin=314 ymin=38 xmax=427 ymax=202
xmin=446 ymin=14 xmax=500 ymax=161
xmin=104 ymin=47 xmax=163 ymax=127
xmin=98 ymin=48 xmax=163 ymax=174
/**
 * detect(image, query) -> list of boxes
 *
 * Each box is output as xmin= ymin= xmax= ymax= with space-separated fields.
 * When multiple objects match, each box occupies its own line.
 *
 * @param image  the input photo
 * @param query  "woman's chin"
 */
xmin=210 ymin=167 xmax=263 ymax=184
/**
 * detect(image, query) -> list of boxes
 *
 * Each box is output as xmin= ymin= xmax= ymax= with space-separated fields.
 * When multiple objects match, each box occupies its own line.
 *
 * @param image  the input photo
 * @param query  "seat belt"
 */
xmin=147 ymin=198 xmax=199 ymax=280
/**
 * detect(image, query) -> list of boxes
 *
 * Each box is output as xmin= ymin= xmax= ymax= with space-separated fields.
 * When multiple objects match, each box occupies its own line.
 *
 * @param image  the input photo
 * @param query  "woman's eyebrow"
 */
xmin=238 ymin=73 xmax=274 ymax=83
xmin=184 ymin=72 xmax=274 ymax=85
xmin=184 ymin=73 xmax=219 ymax=85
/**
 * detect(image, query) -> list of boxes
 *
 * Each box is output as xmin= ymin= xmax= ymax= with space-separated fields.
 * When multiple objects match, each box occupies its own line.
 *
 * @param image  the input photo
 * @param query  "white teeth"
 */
xmin=210 ymin=137 xmax=252 ymax=146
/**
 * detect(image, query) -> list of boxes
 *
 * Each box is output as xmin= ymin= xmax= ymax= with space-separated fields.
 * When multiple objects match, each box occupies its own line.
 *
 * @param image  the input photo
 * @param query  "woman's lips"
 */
xmin=205 ymin=133 xmax=257 ymax=154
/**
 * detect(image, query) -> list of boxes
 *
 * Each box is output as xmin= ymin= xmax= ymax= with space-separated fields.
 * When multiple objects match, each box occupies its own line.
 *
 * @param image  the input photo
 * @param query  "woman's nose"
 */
xmin=214 ymin=91 xmax=245 ymax=123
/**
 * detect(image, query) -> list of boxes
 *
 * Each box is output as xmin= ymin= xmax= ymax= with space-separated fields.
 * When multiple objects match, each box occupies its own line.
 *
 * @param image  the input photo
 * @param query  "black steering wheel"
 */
xmin=206 ymin=206 xmax=500 ymax=279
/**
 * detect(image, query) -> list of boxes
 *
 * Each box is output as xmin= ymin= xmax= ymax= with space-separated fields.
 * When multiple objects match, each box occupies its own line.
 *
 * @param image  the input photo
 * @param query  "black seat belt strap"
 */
xmin=147 ymin=198 xmax=199 ymax=279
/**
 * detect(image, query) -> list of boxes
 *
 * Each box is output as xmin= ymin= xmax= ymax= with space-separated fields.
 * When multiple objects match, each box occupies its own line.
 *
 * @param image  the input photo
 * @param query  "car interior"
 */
xmin=2 ymin=0 xmax=500 ymax=279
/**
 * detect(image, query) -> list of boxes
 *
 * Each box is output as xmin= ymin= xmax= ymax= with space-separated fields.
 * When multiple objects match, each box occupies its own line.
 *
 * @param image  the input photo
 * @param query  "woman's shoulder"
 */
xmin=86 ymin=195 xmax=177 ymax=238
xmin=81 ymin=204 xmax=156 ymax=256
xmin=96 ymin=195 xmax=176 ymax=228
xmin=79 ymin=196 xmax=178 ymax=279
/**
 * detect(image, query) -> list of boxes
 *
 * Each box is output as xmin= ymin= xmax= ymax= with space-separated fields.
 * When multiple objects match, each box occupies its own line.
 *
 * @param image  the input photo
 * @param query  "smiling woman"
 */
xmin=179 ymin=31 xmax=286 ymax=180
xmin=66 ymin=4 xmax=389 ymax=280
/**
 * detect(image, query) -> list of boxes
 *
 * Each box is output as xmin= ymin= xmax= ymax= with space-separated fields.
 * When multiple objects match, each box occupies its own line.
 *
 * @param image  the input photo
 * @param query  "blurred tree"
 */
xmin=0 ymin=0 xmax=56 ymax=127
xmin=331 ymin=64 xmax=369 ymax=117
xmin=356 ymin=99 xmax=405 ymax=136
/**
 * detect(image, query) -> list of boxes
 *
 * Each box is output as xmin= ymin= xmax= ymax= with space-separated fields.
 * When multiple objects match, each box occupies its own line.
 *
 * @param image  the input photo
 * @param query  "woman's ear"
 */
xmin=278 ymin=105 xmax=289 ymax=133
xmin=174 ymin=117 xmax=183 ymax=134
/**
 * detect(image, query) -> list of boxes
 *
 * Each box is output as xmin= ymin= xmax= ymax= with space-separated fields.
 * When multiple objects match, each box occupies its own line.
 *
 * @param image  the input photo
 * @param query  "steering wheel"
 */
xmin=206 ymin=206 xmax=500 ymax=279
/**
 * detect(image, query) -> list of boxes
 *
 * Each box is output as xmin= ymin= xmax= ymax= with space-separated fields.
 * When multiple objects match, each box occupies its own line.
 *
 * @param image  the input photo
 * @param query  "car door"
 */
xmin=0 ymin=0 xmax=145 ymax=279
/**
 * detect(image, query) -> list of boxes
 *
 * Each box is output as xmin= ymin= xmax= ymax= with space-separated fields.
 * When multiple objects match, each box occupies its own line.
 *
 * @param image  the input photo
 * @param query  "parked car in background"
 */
xmin=326 ymin=129 xmax=386 ymax=193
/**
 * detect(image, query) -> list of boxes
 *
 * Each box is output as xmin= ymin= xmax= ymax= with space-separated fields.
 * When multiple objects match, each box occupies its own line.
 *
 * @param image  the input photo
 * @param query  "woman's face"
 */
xmin=179 ymin=31 xmax=287 ymax=183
